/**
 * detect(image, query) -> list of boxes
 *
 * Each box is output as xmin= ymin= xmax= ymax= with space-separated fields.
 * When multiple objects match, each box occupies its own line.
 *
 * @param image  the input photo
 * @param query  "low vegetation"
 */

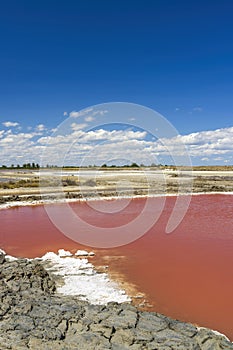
xmin=0 ymin=177 xmax=80 ymax=190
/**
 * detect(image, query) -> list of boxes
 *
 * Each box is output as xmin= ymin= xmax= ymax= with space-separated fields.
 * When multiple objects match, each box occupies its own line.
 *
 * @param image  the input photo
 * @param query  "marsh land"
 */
xmin=0 ymin=166 xmax=233 ymax=207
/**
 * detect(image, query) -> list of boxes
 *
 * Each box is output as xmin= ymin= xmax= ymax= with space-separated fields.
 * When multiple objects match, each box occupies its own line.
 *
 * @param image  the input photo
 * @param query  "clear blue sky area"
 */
xmin=0 ymin=0 xmax=233 ymax=165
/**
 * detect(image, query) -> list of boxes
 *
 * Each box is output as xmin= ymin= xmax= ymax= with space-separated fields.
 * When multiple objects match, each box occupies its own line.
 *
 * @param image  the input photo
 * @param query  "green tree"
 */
xmin=130 ymin=162 xmax=139 ymax=168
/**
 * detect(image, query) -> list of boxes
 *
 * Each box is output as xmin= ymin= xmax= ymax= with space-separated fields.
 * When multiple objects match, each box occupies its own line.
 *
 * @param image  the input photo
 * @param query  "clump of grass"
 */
xmin=0 ymin=179 xmax=40 ymax=189
xmin=62 ymin=178 xmax=79 ymax=186
xmin=83 ymin=179 xmax=96 ymax=187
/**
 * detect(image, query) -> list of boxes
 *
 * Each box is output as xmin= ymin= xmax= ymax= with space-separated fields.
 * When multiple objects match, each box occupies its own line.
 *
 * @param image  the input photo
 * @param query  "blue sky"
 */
xmin=0 ymin=0 xmax=233 ymax=166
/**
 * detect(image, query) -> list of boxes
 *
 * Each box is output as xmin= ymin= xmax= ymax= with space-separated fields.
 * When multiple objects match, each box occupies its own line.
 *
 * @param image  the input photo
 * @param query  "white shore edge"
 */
xmin=0 ymin=247 xmax=232 ymax=342
xmin=1 ymin=191 xmax=233 ymax=343
xmin=0 ymin=191 xmax=233 ymax=210
xmin=1 ymin=248 xmax=130 ymax=305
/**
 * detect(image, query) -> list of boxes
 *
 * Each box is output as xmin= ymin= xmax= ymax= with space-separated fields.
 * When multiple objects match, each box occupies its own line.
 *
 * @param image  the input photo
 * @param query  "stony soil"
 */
xmin=0 ymin=251 xmax=232 ymax=350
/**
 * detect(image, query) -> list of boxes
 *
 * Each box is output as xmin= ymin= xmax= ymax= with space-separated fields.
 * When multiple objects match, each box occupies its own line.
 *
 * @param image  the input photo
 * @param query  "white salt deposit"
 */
xmin=58 ymin=249 xmax=73 ymax=257
xmin=0 ymin=246 xmax=232 ymax=342
xmin=5 ymin=255 xmax=18 ymax=261
xmin=40 ymin=250 xmax=130 ymax=305
xmin=0 ymin=247 xmax=128 ymax=304
xmin=75 ymin=249 xmax=95 ymax=256
xmin=0 ymin=249 xmax=18 ymax=261
xmin=1 ymin=192 xmax=233 ymax=211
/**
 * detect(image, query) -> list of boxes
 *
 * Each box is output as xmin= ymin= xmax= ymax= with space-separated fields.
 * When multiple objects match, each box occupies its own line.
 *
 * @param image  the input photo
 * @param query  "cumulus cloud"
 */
xmin=69 ymin=108 xmax=108 ymax=120
xmin=92 ymin=110 xmax=108 ymax=117
xmin=71 ymin=123 xmax=88 ymax=131
xmin=0 ymin=122 xmax=233 ymax=166
xmin=0 ymin=130 xmax=38 ymax=164
xmin=163 ymin=127 xmax=233 ymax=156
xmin=69 ymin=108 xmax=94 ymax=118
xmin=35 ymin=124 xmax=46 ymax=131
xmin=85 ymin=116 xmax=95 ymax=122
xmin=2 ymin=121 xmax=19 ymax=127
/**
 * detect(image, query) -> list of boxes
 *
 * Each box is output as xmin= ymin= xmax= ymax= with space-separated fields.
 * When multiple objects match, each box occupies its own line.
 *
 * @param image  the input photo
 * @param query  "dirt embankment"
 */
xmin=0 ymin=169 xmax=233 ymax=206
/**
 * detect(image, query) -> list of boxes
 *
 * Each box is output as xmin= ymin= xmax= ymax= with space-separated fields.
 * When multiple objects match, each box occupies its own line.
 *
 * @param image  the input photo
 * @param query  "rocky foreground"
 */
xmin=0 ymin=252 xmax=232 ymax=350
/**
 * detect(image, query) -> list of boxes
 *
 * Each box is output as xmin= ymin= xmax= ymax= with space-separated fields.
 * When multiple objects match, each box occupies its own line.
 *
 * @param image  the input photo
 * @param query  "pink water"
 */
xmin=1 ymin=194 xmax=233 ymax=340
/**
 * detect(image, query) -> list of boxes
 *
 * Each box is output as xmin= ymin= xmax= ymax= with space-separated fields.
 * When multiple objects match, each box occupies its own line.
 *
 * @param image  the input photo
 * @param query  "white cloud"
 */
xmin=154 ymin=127 xmax=233 ymax=163
xmin=1 ymin=122 xmax=233 ymax=166
xmin=92 ymin=110 xmax=108 ymax=117
xmin=2 ymin=121 xmax=19 ymax=127
xmin=36 ymin=124 xmax=46 ymax=131
xmin=85 ymin=116 xmax=95 ymax=122
xmin=0 ymin=132 xmax=34 ymax=145
xmin=71 ymin=123 xmax=88 ymax=131
xmin=79 ymin=129 xmax=147 ymax=143
xmin=69 ymin=108 xmax=94 ymax=118
xmin=69 ymin=111 xmax=82 ymax=118
xmin=69 ymin=108 xmax=108 ymax=120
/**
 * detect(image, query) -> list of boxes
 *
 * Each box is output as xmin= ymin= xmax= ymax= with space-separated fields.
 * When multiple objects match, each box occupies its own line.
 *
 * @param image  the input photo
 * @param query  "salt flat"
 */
xmin=0 ymin=168 xmax=233 ymax=207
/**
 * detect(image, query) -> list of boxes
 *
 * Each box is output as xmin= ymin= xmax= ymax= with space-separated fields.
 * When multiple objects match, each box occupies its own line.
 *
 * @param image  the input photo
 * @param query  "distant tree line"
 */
xmin=1 ymin=163 xmax=40 ymax=169
xmin=101 ymin=162 xmax=163 ymax=168
xmin=101 ymin=162 xmax=140 ymax=168
xmin=0 ymin=162 xmax=167 ymax=169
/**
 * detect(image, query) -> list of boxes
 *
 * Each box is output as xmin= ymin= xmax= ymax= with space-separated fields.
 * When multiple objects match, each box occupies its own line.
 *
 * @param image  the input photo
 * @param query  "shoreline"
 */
xmin=1 ymin=167 xmax=233 ymax=210
xmin=1 ymin=190 xmax=233 ymax=210
xmin=0 ymin=249 xmax=233 ymax=349
xmin=1 ymin=172 xmax=233 ymax=345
